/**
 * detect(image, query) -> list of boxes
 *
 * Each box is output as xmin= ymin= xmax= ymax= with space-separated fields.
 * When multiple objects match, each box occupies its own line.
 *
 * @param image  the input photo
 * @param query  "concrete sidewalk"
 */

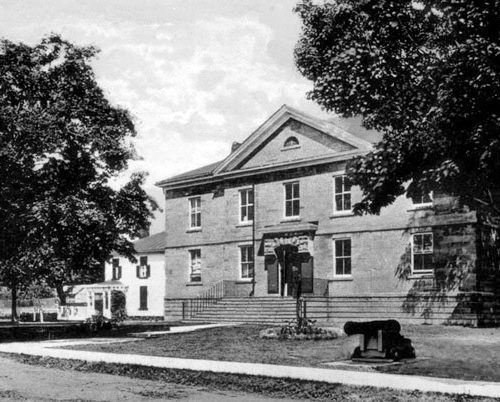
xmin=1 ymin=328 xmax=500 ymax=399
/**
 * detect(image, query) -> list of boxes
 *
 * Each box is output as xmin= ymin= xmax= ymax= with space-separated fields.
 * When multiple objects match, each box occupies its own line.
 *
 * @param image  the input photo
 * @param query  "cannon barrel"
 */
xmin=344 ymin=319 xmax=401 ymax=336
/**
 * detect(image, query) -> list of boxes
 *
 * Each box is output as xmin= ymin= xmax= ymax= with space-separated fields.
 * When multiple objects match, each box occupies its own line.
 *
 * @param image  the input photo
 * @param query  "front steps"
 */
xmin=165 ymin=295 xmax=500 ymax=326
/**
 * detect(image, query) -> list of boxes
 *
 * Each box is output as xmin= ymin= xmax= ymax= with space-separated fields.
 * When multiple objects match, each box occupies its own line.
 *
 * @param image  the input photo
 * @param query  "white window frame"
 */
xmin=411 ymin=192 xmax=433 ymax=208
xmin=188 ymin=196 xmax=201 ymax=229
xmin=239 ymin=244 xmax=254 ymax=280
xmin=333 ymin=174 xmax=352 ymax=214
xmin=112 ymin=258 xmax=121 ymax=280
xmin=189 ymin=249 xmax=202 ymax=282
xmin=283 ymin=181 xmax=300 ymax=218
xmin=239 ymin=188 xmax=254 ymax=224
xmin=333 ymin=238 xmax=352 ymax=277
xmin=411 ymin=232 xmax=434 ymax=274
xmin=282 ymin=136 xmax=300 ymax=150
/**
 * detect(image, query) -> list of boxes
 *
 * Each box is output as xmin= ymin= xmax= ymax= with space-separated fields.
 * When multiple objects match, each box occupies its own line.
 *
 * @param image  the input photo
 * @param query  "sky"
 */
xmin=0 ymin=0 xmax=373 ymax=233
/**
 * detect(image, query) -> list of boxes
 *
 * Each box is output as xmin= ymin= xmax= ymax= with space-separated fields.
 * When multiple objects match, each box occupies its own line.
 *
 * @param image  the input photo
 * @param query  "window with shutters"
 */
xmin=139 ymin=286 xmax=148 ymax=310
xmin=189 ymin=196 xmax=201 ymax=229
xmin=412 ymin=233 xmax=433 ymax=274
xmin=239 ymin=188 xmax=254 ymax=224
xmin=189 ymin=249 xmax=201 ymax=282
xmin=333 ymin=238 xmax=352 ymax=277
xmin=333 ymin=175 xmax=352 ymax=213
xmin=137 ymin=256 xmax=150 ymax=279
xmin=284 ymin=182 xmax=300 ymax=218
xmin=112 ymin=258 xmax=121 ymax=280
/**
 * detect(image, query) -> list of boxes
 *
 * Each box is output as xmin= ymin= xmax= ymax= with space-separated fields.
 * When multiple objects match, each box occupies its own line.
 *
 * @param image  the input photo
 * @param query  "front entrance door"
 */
xmin=94 ymin=292 xmax=104 ymax=314
xmin=266 ymin=245 xmax=314 ymax=296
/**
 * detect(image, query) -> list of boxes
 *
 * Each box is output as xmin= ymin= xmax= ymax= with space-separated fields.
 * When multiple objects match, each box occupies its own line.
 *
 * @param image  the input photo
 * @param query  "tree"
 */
xmin=294 ymin=1 xmax=500 ymax=225
xmin=0 ymin=35 xmax=158 ymax=317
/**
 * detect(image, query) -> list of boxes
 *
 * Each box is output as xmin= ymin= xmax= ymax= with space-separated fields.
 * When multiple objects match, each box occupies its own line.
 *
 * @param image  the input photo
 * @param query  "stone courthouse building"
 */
xmin=157 ymin=105 xmax=499 ymax=326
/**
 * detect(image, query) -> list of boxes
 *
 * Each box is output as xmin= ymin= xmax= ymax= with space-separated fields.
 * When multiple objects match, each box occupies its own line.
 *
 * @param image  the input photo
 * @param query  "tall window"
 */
xmin=334 ymin=238 xmax=351 ymax=276
xmin=139 ymin=286 xmax=148 ymax=310
xmin=240 ymin=245 xmax=254 ymax=279
xmin=240 ymin=189 xmax=254 ymax=223
xmin=112 ymin=258 xmax=121 ymax=280
xmin=189 ymin=249 xmax=201 ymax=282
xmin=284 ymin=182 xmax=300 ymax=218
xmin=334 ymin=175 xmax=352 ymax=213
xmin=412 ymin=233 xmax=433 ymax=273
xmin=189 ymin=197 xmax=201 ymax=228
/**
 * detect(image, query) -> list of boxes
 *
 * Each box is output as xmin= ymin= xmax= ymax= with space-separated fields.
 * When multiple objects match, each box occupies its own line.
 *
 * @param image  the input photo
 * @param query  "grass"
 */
xmin=66 ymin=323 xmax=500 ymax=382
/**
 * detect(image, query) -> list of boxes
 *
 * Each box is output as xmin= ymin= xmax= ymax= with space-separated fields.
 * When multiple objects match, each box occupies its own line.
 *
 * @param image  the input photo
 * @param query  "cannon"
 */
xmin=344 ymin=320 xmax=415 ymax=361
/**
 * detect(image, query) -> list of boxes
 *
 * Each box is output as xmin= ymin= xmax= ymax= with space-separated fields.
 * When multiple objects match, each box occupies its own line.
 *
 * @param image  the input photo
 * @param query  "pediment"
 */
xmin=214 ymin=105 xmax=371 ymax=174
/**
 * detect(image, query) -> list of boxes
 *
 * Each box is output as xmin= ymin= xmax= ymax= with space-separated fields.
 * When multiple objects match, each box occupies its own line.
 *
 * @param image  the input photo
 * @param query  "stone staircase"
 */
xmin=183 ymin=297 xmax=303 ymax=324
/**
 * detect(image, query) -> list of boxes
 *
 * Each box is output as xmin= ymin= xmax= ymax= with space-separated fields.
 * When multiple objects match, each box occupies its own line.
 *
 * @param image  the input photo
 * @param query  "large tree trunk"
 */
xmin=10 ymin=283 xmax=18 ymax=322
xmin=55 ymin=283 xmax=67 ymax=305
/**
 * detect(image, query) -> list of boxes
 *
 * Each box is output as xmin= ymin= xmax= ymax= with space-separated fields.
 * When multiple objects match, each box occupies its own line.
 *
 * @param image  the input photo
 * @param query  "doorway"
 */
xmin=266 ymin=244 xmax=313 ymax=296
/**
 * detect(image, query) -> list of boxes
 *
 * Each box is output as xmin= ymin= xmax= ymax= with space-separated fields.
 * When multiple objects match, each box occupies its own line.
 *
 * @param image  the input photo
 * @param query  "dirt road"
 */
xmin=0 ymin=357 xmax=290 ymax=401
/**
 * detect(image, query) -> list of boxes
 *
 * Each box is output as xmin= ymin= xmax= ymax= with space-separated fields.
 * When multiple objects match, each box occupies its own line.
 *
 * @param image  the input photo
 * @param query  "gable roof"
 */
xmin=133 ymin=231 xmax=166 ymax=253
xmin=156 ymin=105 xmax=372 ymax=188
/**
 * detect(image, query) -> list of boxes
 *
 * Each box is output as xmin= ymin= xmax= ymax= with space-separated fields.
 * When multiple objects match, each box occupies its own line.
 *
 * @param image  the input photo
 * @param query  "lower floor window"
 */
xmin=334 ymin=238 xmax=351 ymax=276
xmin=139 ymin=286 xmax=148 ymax=310
xmin=189 ymin=249 xmax=202 ymax=282
xmin=240 ymin=245 xmax=254 ymax=279
xmin=412 ymin=233 xmax=433 ymax=273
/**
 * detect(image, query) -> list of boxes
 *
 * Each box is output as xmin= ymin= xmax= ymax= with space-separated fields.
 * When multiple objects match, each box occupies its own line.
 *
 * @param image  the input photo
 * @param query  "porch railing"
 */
xmin=182 ymin=280 xmax=237 ymax=320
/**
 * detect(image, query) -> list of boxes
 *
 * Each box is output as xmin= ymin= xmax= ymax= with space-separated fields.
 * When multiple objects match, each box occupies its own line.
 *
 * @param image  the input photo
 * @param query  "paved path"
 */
xmin=0 ymin=356 xmax=290 ymax=402
xmin=1 ymin=324 xmax=500 ymax=399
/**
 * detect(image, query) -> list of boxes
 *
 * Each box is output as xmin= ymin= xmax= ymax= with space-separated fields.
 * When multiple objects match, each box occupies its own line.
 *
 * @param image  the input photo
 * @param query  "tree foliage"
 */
xmin=0 ymin=35 xmax=158 ymax=306
xmin=295 ymin=0 xmax=500 ymax=222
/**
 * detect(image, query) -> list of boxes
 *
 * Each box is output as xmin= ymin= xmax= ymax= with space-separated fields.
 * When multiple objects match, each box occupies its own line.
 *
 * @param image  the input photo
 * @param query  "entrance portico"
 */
xmin=260 ymin=222 xmax=317 ymax=296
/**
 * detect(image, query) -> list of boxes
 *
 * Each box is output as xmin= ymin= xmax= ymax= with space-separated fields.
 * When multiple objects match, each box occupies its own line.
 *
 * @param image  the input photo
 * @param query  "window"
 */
xmin=189 ymin=197 xmax=201 ymax=229
xmin=139 ymin=286 xmax=148 ymax=310
xmin=189 ymin=249 xmax=201 ymax=282
xmin=112 ymin=258 xmax=121 ymax=280
xmin=283 ymin=136 xmax=299 ymax=148
xmin=240 ymin=245 xmax=254 ymax=279
xmin=137 ymin=256 xmax=150 ymax=279
xmin=284 ymin=182 xmax=300 ymax=218
xmin=240 ymin=188 xmax=254 ymax=223
xmin=334 ymin=238 xmax=351 ymax=276
xmin=412 ymin=233 xmax=433 ymax=273
xmin=334 ymin=175 xmax=352 ymax=213
xmin=412 ymin=192 xmax=433 ymax=207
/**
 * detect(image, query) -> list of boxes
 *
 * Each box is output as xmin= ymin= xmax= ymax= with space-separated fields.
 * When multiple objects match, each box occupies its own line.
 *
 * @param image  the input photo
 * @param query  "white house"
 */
xmin=58 ymin=232 xmax=166 ymax=321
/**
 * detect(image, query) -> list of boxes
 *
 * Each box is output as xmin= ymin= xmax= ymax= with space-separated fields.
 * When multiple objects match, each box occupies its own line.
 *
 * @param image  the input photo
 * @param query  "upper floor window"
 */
xmin=412 ymin=192 xmax=433 ymax=207
xmin=136 ymin=256 xmax=150 ymax=279
xmin=334 ymin=175 xmax=352 ymax=213
xmin=240 ymin=188 xmax=254 ymax=223
xmin=189 ymin=197 xmax=201 ymax=229
xmin=412 ymin=233 xmax=433 ymax=274
xmin=112 ymin=258 xmax=121 ymax=280
xmin=283 ymin=136 xmax=299 ymax=148
xmin=240 ymin=245 xmax=254 ymax=280
xmin=284 ymin=182 xmax=300 ymax=218
xmin=334 ymin=238 xmax=352 ymax=276
xmin=189 ymin=249 xmax=202 ymax=282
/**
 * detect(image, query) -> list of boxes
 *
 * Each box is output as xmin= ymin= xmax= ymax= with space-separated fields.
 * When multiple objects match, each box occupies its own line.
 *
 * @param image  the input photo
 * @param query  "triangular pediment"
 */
xmin=214 ymin=105 xmax=372 ymax=174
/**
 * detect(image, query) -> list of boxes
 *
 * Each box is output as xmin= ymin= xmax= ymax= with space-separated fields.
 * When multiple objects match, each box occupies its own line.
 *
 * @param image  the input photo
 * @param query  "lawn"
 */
xmin=67 ymin=324 xmax=500 ymax=383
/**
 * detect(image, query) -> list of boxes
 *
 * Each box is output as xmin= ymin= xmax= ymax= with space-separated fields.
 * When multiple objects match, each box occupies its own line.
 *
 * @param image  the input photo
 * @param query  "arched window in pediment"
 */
xmin=283 ymin=136 xmax=299 ymax=148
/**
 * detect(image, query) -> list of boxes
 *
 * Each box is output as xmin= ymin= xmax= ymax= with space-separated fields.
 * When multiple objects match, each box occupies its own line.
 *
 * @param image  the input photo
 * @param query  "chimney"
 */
xmin=231 ymin=142 xmax=241 ymax=153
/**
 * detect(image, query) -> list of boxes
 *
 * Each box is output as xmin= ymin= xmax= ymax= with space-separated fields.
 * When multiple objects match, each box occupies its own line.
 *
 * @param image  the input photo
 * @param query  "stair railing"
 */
xmin=182 ymin=280 xmax=235 ymax=320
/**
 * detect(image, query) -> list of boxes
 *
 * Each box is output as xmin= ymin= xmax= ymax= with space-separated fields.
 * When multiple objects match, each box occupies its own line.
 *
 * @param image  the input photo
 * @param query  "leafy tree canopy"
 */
xmin=295 ymin=0 xmax=500 ymax=223
xmin=0 ymin=35 xmax=158 ymax=302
